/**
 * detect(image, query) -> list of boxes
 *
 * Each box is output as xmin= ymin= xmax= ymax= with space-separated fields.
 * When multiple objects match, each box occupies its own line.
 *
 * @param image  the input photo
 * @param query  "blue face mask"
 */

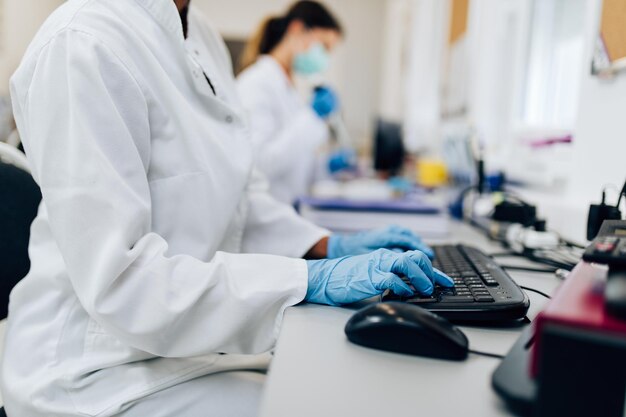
xmin=293 ymin=42 xmax=330 ymax=76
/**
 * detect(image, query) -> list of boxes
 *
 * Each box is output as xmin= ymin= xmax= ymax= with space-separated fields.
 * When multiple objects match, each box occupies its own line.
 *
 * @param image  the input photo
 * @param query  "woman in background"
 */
xmin=237 ymin=1 xmax=342 ymax=204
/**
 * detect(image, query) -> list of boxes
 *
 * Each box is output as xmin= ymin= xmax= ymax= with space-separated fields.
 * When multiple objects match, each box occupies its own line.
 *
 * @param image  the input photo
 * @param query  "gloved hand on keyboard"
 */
xmin=305 ymin=249 xmax=453 ymax=306
xmin=328 ymin=225 xmax=435 ymax=259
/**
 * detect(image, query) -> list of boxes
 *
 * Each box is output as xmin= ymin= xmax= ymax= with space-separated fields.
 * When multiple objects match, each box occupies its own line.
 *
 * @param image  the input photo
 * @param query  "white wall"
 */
xmin=402 ymin=0 xmax=449 ymax=153
xmin=0 ymin=0 xmax=65 ymax=95
xmin=568 ymin=0 xmax=626 ymax=205
xmin=513 ymin=0 xmax=626 ymax=243
xmin=194 ymin=0 xmax=387 ymax=146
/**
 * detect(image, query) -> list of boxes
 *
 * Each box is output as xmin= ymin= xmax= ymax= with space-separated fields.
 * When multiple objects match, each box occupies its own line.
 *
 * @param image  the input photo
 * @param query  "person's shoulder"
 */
xmin=237 ymin=57 xmax=288 ymax=92
xmin=14 ymin=1 xmax=160 ymax=85
xmin=23 ymin=0 xmax=161 ymax=62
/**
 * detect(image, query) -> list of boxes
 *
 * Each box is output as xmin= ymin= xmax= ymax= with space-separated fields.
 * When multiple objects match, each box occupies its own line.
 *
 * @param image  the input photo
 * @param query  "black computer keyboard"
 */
xmin=383 ymin=244 xmax=530 ymax=322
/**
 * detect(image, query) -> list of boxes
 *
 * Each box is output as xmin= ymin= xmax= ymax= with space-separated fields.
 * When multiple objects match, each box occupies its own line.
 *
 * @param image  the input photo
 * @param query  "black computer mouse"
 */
xmin=345 ymin=302 xmax=469 ymax=360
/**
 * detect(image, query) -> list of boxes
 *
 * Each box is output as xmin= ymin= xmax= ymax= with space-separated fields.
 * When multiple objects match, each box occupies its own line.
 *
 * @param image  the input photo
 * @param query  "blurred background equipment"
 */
xmin=373 ymin=118 xmax=405 ymax=177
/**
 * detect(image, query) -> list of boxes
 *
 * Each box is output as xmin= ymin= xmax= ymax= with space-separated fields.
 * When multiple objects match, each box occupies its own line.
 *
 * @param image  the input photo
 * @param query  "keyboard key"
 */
xmin=474 ymin=295 xmax=495 ymax=302
xmin=441 ymin=295 xmax=475 ymax=303
xmin=472 ymin=291 xmax=491 ymax=297
xmin=407 ymin=296 xmax=439 ymax=304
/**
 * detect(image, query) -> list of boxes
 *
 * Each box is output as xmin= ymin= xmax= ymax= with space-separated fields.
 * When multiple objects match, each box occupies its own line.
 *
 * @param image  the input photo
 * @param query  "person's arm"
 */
xmin=14 ymin=29 xmax=307 ymax=358
xmin=241 ymin=169 xmax=330 ymax=258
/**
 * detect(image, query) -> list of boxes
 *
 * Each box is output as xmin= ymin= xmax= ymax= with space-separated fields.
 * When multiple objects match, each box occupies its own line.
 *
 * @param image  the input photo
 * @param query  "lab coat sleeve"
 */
xmin=237 ymin=80 xmax=329 ymax=179
xmin=12 ymin=29 xmax=308 ymax=358
xmin=242 ymin=169 xmax=330 ymax=257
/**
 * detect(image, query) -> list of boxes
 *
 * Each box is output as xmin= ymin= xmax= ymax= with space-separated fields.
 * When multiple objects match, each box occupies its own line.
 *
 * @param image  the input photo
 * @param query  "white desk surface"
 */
xmin=260 ymin=221 xmax=563 ymax=417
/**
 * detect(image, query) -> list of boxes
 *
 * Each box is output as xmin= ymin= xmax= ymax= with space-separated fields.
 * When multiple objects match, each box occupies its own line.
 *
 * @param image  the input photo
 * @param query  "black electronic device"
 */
xmin=492 ymin=262 xmax=626 ymax=417
xmin=582 ymin=220 xmax=626 ymax=267
xmin=583 ymin=220 xmax=626 ymax=319
xmin=344 ymin=302 xmax=469 ymax=360
xmin=587 ymin=181 xmax=625 ymax=240
xmin=491 ymin=325 xmax=536 ymax=416
xmin=373 ymin=118 xmax=405 ymax=175
xmin=383 ymin=244 xmax=530 ymax=322
xmin=492 ymin=199 xmax=537 ymax=227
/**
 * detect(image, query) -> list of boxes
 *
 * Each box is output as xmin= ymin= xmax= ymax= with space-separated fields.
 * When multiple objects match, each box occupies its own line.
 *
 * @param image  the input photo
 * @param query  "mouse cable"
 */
xmin=469 ymin=349 xmax=505 ymax=360
xmin=520 ymin=286 xmax=552 ymax=299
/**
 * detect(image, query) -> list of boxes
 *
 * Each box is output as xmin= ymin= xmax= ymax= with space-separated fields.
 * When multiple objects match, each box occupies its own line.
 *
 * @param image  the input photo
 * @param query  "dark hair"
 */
xmin=240 ymin=1 xmax=343 ymax=71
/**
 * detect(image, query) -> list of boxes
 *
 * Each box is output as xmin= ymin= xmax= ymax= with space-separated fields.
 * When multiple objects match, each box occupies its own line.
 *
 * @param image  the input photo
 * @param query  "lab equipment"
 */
xmin=305 ymin=249 xmax=453 ymax=306
xmin=293 ymin=42 xmax=330 ymax=76
xmin=373 ymin=118 xmax=405 ymax=176
xmin=298 ymin=194 xmax=450 ymax=237
xmin=493 ymin=261 xmax=626 ymax=417
xmin=344 ymin=302 xmax=469 ymax=360
xmin=586 ymin=180 xmax=625 ymax=240
xmin=327 ymin=111 xmax=352 ymax=149
xmin=327 ymin=225 xmax=434 ymax=259
xmin=582 ymin=220 xmax=626 ymax=266
xmin=311 ymin=85 xmax=338 ymax=118
xmin=384 ymin=244 xmax=530 ymax=322
xmin=582 ymin=220 xmax=626 ymax=319
xmin=417 ymin=158 xmax=448 ymax=188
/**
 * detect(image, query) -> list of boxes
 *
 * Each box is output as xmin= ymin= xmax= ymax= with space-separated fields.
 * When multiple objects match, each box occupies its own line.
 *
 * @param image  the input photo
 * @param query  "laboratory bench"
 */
xmin=259 ymin=221 xmax=561 ymax=417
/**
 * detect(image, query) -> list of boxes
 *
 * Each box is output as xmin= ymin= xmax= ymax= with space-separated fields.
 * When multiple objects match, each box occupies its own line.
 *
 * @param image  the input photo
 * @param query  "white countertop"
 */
xmin=260 ymin=221 xmax=562 ymax=417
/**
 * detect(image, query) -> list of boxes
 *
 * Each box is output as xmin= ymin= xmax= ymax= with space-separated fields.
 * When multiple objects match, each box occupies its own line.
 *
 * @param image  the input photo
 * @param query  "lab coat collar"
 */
xmin=133 ymin=0 xmax=184 ymax=38
xmin=258 ymin=55 xmax=293 ymax=88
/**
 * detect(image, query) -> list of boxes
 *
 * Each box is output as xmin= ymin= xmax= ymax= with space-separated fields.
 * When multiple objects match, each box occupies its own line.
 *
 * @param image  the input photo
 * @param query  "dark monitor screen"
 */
xmin=373 ymin=118 xmax=405 ymax=175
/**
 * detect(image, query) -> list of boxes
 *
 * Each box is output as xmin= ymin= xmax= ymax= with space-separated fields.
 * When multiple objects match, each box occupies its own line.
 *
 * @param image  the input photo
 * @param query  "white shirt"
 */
xmin=237 ymin=55 xmax=329 ymax=204
xmin=0 ymin=1 xmax=328 ymax=416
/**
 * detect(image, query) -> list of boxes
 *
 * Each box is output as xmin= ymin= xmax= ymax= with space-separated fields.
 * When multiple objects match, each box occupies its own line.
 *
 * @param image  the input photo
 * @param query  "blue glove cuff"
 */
xmin=305 ymin=259 xmax=337 ymax=305
xmin=327 ymin=235 xmax=344 ymax=259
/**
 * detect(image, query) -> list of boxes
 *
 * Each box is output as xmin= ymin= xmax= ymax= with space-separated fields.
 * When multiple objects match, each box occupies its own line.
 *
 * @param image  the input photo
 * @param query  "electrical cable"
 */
xmin=521 ymin=250 xmax=577 ymax=270
xmin=500 ymin=265 xmax=558 ymax=273
xmin=559 ymin=236 xmax=586 ymax=250
xmin=616 ymin=179 xmax=626 ymax=210
xmin=469 ymin=349 xmax=505 ymax=360
xmin=488 ymin=251 xmax=519 ymax=257
xmin=520 ymin=286 xmax=552 ymax=299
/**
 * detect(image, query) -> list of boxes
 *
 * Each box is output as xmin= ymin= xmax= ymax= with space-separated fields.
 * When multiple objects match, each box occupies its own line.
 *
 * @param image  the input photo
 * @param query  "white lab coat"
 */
xmin=0 ymin=1 xmax=329 ymax=416
xmin=237 ymin=56 xmax=329 ymax=204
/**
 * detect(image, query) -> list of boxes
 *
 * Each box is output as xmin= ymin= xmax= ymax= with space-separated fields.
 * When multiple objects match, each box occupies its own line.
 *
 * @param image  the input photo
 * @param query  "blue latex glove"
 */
xmin=328 ymin=148 xmax=356 ymax=174
xmin=312 ymin=86 xmax=339 ymax=118
xmin=306 ymin=249 xmax=454 ymax=306
xmin=328 ymin=225 xmax=435 ymax=259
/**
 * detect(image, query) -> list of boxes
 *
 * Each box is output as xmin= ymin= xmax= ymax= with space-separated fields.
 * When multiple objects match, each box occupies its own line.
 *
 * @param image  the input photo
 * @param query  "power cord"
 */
xmin=520 ymin=286 xmax=552 ymax=299
xmin=500 ymin=265 xmax=558 ymax=273
xmin=469 ymin=349 xmax=505 ymax=360
xmin=488 ymin=251 xmax=519 ymax=257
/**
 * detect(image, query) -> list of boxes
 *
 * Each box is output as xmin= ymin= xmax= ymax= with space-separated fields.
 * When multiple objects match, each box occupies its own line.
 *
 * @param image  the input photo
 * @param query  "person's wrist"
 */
xmin=304 ymin=236 xmax=329 ymax=259
xmin=305 ymin=260 xmax=319 ymax=301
